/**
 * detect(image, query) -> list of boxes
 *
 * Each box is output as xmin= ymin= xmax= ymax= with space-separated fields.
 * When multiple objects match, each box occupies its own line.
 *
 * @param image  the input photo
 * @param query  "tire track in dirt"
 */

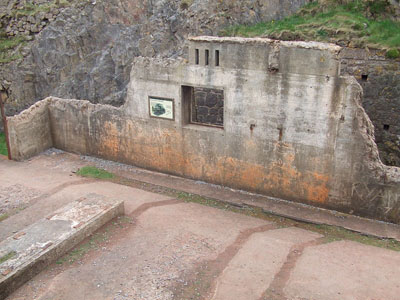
xmin=259 ymin=237 xmax=326 ymax=300
xmin=31 ymin=178 xmax=96 ymax=202
xmin=172 ymin=223 xmax=278 ymax=300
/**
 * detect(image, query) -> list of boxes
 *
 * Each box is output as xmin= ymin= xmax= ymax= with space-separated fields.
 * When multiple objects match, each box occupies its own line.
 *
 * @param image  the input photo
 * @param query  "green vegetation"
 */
xmin=56 ymin=216 xmax=132 ymax=265
xmin=0 ymin=132 xmax=8 ymax=156
xmin=56 ymin=230 xmax=109 ymax=264
xmin=386 ymin=48 xmax=400 ymax=58
xmin=220 ymin=0 xmax=400 ymax=55
xmin=76 ymin=166 xmax=115 ymax=179
xmin=0 ymin=213 xmax=9 ymax=222
xmin=0 ymin=32 xmax=25 ymax=64
xmin=0 ymin=251 xmax=16 ymax=264
xmin=10 ymin=0 xmax=70 ymax=18
xmin=0 ymin=0 xmax=76 ymax=64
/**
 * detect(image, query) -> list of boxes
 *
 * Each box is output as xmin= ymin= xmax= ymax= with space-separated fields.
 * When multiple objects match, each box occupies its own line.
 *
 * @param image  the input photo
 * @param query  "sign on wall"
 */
xmin=149 ymin=97 xmax=174 ymax=120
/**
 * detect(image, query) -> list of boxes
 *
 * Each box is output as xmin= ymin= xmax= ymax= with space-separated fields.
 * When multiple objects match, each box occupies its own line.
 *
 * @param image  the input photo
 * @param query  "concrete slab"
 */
xmin=285 ymin=240 xmax=400 ymax=300
xmin=0 ymin=177 xmax=173 ymax=242
xmin=0 ymin=194 xmax=124 ymax=300
xmin=211 ymin=228 xmax=322 ymax=300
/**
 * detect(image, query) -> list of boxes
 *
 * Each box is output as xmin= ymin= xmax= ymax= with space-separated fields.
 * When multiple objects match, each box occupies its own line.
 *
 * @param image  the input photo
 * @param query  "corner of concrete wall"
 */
xmin=7 ymin=97 xmax=53 ymax=160
xmin=346 ymin=75 xmax=400 ymax=180
xmin=47 ymin=97 xmax=124 ymax=156
xmin=342 ymin=75 xmax=400 ymax=223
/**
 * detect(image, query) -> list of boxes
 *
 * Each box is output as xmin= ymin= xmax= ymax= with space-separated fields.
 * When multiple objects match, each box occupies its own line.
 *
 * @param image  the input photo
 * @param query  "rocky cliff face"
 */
xmin=0 ymin=0 xmax=308 ymax=115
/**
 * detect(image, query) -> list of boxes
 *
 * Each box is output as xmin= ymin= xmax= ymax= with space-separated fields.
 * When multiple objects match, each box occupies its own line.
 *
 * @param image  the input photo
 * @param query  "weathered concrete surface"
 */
xmin=211 ymin=228 xmax=322 ymax=300
xmin=285 ymin=240 xmax=400 ymax=300
xmin=6 ymin=37 xmax=400 ymax=224
xmin=1 ymin=151 xmax=400 ymax=300
xmin=0 ymin=195 xmax=124 ymax=300
xmin=340 ymin=48 xmax=400 ymax=167
xmin=7 ymin=99 xmax=52 ymax=160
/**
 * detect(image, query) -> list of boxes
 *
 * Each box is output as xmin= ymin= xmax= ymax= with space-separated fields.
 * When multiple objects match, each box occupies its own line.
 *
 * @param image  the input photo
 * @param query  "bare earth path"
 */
xmin=1 ymin=151 xmax=400 ymax=300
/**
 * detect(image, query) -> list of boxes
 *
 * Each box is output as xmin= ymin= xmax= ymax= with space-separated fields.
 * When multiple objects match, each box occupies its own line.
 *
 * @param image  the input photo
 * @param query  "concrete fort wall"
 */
xmin=7 ymin=99 xmax=52 ymax=160
xmin=7 ymin=37 xmax=400 ymax=224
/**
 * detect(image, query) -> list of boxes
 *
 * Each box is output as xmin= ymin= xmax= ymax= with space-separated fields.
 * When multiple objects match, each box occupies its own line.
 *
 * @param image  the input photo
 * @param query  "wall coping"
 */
xmin=188 ymin=36 xmax=342 ymax=52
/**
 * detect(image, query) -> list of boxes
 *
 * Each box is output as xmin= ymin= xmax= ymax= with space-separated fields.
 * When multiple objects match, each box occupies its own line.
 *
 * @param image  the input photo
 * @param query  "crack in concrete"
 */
xmin=172 ymin=223 xmax=278 ymax=300
xmin=259 ymin=237 xmax=326 ymax=300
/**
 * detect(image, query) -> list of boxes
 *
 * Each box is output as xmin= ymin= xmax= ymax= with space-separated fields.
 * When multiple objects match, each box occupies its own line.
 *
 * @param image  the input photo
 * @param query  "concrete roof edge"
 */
xmin=189 ymin=36 xmax=342 ymax=52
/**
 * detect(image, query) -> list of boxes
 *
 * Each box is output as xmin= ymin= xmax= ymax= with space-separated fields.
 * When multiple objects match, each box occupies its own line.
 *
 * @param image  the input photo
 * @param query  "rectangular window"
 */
xmin=205 ymin=49 xmax=209 ymax=65
xmin=182 ymin=85 xmax=224 ymax=128
xmin=195 ymin=49 xmax=199 ymax=65
xmin=215 ymin=50 xmax=220 ymax=66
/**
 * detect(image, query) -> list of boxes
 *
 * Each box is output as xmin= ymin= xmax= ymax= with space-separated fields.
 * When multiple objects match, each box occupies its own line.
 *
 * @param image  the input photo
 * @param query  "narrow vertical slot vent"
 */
xmin=195 ymin=49 xmax=199 ymax=65
xmin=215 ymin=50 xmax=220 ymax=66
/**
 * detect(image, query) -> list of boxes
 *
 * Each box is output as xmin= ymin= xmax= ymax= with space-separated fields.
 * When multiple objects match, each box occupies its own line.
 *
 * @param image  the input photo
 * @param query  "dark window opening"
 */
xmin=195 ymin=49 xmax=199 ymax=65
xmin=383 ymin=124 xmax=390 ymax=131
xmin=205 ymin=49 xmax=209 ymax=65
xmin=215 ymin=50 xmax=220 ymax=66
xmin=182 ymin=85 xmax=224 ymax=128
xmin=361 ymin=74 xmax=368 ymax=81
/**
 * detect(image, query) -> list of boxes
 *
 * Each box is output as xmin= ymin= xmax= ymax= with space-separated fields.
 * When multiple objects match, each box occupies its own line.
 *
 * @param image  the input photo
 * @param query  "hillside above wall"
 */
xmin=0 ymin=0 xmax=308 ymax=116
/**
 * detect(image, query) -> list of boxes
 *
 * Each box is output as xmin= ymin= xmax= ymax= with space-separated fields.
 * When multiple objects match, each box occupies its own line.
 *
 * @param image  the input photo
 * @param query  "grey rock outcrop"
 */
xmin=0 ymin=0 xmax=308 ymax=115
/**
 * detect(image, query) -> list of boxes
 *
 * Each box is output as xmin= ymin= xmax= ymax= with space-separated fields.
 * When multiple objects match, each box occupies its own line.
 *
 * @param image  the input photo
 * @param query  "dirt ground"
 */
xmin=1 ymin=150 xmax=400 ymax=300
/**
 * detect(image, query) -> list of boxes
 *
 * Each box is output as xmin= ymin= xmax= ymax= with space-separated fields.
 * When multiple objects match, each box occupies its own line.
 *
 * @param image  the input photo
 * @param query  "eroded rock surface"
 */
xmin=0 ymin=0 xmax=307 ymax=114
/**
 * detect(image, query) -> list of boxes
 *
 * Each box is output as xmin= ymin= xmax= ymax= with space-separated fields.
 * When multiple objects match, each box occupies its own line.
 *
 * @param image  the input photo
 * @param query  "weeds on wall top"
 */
xmin=220 ymin=0 xmax=400 ymax=58
xmin=0 ymin=132 xmax=8 ymax=156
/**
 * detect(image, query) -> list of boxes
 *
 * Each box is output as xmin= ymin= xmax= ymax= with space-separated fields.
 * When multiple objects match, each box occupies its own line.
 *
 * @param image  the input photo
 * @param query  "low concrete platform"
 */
xmin=0 ymin=194 xmax=124 ymax=300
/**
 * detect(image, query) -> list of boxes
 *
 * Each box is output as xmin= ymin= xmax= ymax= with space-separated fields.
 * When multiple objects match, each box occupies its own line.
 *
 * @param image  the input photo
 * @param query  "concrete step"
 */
xmin=0 ymin=193 xmax=124 ymax=300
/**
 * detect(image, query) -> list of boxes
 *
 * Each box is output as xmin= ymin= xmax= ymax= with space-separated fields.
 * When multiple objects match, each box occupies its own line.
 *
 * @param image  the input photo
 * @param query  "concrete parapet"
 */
xmin=7 ymin=98 xmax=53 ymax=160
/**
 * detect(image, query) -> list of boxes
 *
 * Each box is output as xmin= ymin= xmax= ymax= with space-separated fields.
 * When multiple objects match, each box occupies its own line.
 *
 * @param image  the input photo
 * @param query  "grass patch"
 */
xmin=220 ymin=0 xmax=400 ymax=53
xmin=0 ymin=34 xmax=26 ymax=64
xmin=11 ymin=0 xmax=70 ymax=18
xmin=301 ymin=223 xmax=400 ymax=251
xmin=0 ymin=213 xmax=9 ymax=222
xmin=56 ymin=229 xmax=109 ymax=265
xmin=56 ymin=216 xmax=132 ymax=265
xmin=0 ymin=132 xmax=8 ymax=156
xmin=386 ymin=48 xmax=400 ymax=59
xmin=76 ymin=166 xmax=114 ymax=179
xmin=0 ymin=251 xmax=16 ymax=264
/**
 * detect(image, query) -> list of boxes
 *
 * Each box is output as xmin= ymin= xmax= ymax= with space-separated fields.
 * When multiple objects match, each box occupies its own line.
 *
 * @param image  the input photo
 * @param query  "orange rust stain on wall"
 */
xmin=215 ymin=150 xmax=330 ymax=204
xmin=94 ymin=119 xmax=330 ymax=205
xmin=99 ymin=121 xmax=120 ymax=158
